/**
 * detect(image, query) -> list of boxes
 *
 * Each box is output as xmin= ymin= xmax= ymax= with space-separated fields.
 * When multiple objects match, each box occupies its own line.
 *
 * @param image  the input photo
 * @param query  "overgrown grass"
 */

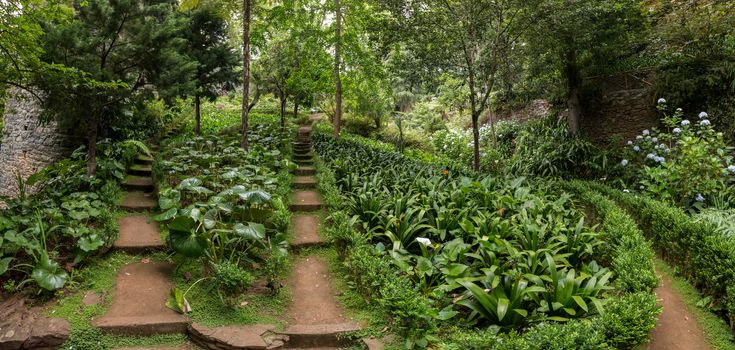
xmin=50 ymin=252 xmax=192 ymax=350
xmin=654 ymin=259 xmax=735 ymax=350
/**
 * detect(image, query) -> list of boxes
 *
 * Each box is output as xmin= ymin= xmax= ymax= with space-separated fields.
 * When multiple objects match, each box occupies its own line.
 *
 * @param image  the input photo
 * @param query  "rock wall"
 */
xmin=581 ymin=88 xmax=661 ymax=145
xmin=0 ymin=88 xmax=75 ymax=198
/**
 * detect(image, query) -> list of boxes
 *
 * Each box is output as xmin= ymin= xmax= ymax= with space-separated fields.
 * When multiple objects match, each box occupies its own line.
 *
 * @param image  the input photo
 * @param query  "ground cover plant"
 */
xmin=312 ymin=133 xmax=659 ymax=348
xmin=0 ymin=140 xmax=149 ymax=293
xmin=155 ymin=114 xmax=294 ymax=312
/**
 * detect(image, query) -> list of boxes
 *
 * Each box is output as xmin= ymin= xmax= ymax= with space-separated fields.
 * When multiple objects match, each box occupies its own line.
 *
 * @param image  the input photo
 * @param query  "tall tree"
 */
xmin=37 ymin=0 xmax=194 ymax=175
xmin=378 ymin=0 xmax=527 ymax=171
xmin=240 ymin=0 xmax=252 ymax=150
xmin=333 ymin=0 xmax=342 ymax=138
xmin=182 ymin=5 xmax=241 ymax=135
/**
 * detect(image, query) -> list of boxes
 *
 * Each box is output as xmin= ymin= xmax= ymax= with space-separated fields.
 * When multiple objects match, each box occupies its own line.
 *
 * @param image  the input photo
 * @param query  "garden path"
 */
xmin=645 ymin=270 xmax=710 ymax=350
xmin=283 ymin=123 xmax=362 ymax=348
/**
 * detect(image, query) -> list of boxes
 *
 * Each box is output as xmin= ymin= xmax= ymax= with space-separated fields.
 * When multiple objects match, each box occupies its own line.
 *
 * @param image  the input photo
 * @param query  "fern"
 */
xmin=121 ymin=139 xmax=152 ymax=157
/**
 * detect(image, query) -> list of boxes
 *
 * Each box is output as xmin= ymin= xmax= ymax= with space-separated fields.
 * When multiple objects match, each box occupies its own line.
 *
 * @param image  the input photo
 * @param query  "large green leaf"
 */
xmin=78 ymin=234 xmax=105 ymax=252
xmin=155 ymin=208 xmax=177 ymax=221
xmin=177 ymin=177 xmax=202 ymax=189
xmin=168 ymin=230 xmax=207 ymax=258
xmin=239 ymin=190 xmax=272 ymax=205
xmin=168 ymin=216 xmax=195 ymax=233
xmin=0 ymin=257 xmax=13 ymax=275
xmin=159 ymin=190 xmax=181 ymax=210
xmin=233 ymin=223 xmax=265 ymax=241
xmin=31 ymin=253 xmax=68 ymax=291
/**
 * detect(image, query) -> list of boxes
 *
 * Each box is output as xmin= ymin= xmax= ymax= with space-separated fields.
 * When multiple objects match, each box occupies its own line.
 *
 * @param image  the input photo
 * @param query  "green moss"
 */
xmin=654 ymin=259 xmax=735 ymax=350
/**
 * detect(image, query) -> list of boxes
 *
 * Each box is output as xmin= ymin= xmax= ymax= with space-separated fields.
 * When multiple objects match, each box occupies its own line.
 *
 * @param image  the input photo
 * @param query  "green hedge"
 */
xmin=586 ymin=182 xmax=735 ymax=330
xmin=313 ymin=135 xmax=660 ymax=349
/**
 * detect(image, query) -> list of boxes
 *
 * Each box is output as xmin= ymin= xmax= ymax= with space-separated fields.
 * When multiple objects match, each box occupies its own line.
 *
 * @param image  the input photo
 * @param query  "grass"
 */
xmin=49 ymin=252 xmax=194 ymax=350
xmin=170 ymin=257 xmax=291 ymax=328
xmin=653 ymin=258 xmax=735 ymax=350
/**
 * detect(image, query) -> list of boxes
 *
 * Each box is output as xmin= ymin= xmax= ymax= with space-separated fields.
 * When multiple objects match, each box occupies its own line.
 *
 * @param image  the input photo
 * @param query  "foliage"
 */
xmin=156 ymin=117 xmax=293 ymax=301
xmin=0 ymin=140 xmax=143 ymax=292
xmin=312 ymin=133 xmax=657 ymax=348
xmin=619 ymin=102 xmax=735 ymax=209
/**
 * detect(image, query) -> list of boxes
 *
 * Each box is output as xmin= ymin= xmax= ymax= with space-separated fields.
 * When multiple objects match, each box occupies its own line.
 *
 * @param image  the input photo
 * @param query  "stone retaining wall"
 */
xmin=0 ymin=88 xmax=75 ymax=198
xmin=581 ymin=88 xmax=661 ymax=145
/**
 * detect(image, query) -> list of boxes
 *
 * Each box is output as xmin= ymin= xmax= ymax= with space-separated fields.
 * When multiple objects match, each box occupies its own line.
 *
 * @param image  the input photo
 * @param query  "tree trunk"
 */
xmin=471 ymin=112 xmax=480 ymax=172
xmin=280 ymin=94 xmax=286 ymax=129
xmin=195 ymin=94 xmax=201 ymax=136
xmin=240 ymin=0 xmax=252 ymax=150
xmin=333 ymin=0 xmax=342 ymax=139
xmin=565 ymin=48 xmax=581 ymax=137
xmin=293 ymin=100 xmax=299 ymax=118
xmin=86 ymin=114 xmax=99 ymax=176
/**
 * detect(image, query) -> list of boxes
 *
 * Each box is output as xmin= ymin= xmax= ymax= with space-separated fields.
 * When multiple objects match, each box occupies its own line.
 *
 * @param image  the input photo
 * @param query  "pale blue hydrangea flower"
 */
xmin=682 ymin=120 xmax=690 ymax=126
xmin=627 ymin=140 xmax=633 ymax=145
xmin=657 ymin=98 xmax=666 ymax=104
xmin=695 ymin=194 xmax=705 ymax=202
xmin=646 ymin=153 xmax=656 ymax=160
xmin=633 ymin=146 xmax=641 ymax=152
xmin=700 ymin=119 xmax=711 ymax=126
xmin=636 ymin=135 xmax=643 ymax=140
xmin=699 ymin=112 xmax=709 ymax=119
xmin=673 ymin=128 xmax=682 ymax=134
xmin=655 ymin=156 xmax=665 ymax=163
xmin=643 ymin=129 xmax=650 ymax=136
xmin=621 ymin=159 xmax=629 ymax=167
xmin=652 ymin=137 xmax=658 ymax=143
xmin=728 ymin=165 xmax=735 ymax=174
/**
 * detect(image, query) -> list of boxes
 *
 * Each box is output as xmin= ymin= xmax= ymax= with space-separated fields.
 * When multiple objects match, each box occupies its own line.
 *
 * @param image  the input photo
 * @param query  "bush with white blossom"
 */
xmin=620 ymin=99 xmax=735 ymax=208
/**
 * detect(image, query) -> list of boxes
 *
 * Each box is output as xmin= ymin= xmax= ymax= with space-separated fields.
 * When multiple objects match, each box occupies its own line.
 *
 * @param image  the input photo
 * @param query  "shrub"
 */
xmin=212 ymin=261 xmax=254 ymax=294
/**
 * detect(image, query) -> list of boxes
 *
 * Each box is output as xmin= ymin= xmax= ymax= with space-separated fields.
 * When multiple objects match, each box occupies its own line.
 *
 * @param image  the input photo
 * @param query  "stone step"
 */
xmin=282 ymin=324 xmax=362 ymax=348
xmin=129 ymin=164 xmax=153 ymax=177
xmin=290 ymin=191 xmax=323 ymax=212
xmin=123 ymin=176 xmax=155 ymax=192
xmin=293 ymin=148 xmax=311 ymax=155
xmin=293 ymin=176 xmax=317 ymax=190
xmin=121 ymin=191 xmax=157 ymax=212
xmin=293 ymin=154 xmax=312 ymax=162
xmin=291 ymin=215 xmax=325 ymax=249
xmin=297 ymin=126 xmax=312 ymax=135
xmin=114 ymin=215 xmax=166 ymax=253
xmin=93 ymin=262 xmax=189 ymax=335
xmin=114 ymin=346 xmax=193 ymax=350
xmin=295 ymin=160 xmax=313 ymax=167
xmin=188 ymin=323 xmax=287 ymax=350
xmin=134 ymin=154 xmax=154 ymax=165
xmin=294 ymin=166 xmax=315 ymax=176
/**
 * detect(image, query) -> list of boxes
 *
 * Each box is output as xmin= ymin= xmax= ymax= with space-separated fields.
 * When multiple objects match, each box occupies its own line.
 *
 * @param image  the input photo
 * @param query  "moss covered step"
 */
xmin=293 ymin=154 xmax=312 ymax=162
xmin=290 ymin=214 xmax=325 ymax=249
xmin=290 ymin=191 xmax=323 ymax=212
xmin=294 ymin=166 xmax=316 ymax=176
xmin=293 ymin=176 xmax=317 ymax=190
xmin=114 ymin=215 xmax=165 ymax=252
xmin=293 ymin=146 xmax=311 ymax=154
xmin=123 ymin=176 xmax=155 ymax=192
xmin=93 ymin=262 xmax=189 ymax=335
xmin=134 ymin=154 xmax=155 ymax=165
xmin=128 ymin=164 xmax=153 ymax=177
xmin=121 ymin=191 xmax=157 ymax=212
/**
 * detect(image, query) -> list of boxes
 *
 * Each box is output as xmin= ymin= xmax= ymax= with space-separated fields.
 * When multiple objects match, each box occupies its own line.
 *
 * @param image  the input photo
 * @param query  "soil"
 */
xmin=645 ymin=272 xmax=711 ymax=350
xmin=286 ymin=256 xmax=347 ymax=325
xmin=291 ymin=214 xmax=324 ymax=248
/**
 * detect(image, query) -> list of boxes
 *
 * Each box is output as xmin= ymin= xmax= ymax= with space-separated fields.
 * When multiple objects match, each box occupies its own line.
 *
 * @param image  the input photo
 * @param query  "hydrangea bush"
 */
xmin=621 ymin=99 xmax=735 ymax=209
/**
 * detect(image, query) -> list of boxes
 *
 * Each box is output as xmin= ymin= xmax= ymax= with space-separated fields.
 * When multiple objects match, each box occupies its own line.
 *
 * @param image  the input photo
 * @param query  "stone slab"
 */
xmin=291 ymin=215 xmax=324 ymax=249
xmin=123 ymin=176 xmax=155 ymax=192
xmin=0 ymin=298 xmax=70 ymax=350
xmin=188 ymin=323 xmax=287 ymax=350
xmin=292 ymin=176 xmax=317 ymax=190
xmin=93 ymin=262 xmax=188 ymax=335
xmin=281 ymin=323 xmax=361 ymax=348
xmin=115 ymin=215 xmax=165 ymax=252
xmin=121 ymin=191 xmax=157 ymax=212
xmin=290 ymin=191 xmax=323 ymax=212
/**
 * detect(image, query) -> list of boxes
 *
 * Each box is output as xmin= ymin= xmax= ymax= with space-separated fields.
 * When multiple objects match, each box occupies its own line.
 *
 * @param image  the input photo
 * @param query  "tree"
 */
xmin=523 ymin=0 xmax=646 ymax=136
xmin=377 ymin=0 xmax=528 ymax=171
xmin=37 ymin=0 xmax=194 ymax=175
xmin=333 ymin=0 xmax=342 ymax=138
xmin=182 ymin=5 xmax=241 ymax=135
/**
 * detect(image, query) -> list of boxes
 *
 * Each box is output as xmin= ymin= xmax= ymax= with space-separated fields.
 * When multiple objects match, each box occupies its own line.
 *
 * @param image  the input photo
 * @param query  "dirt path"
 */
xmin=645 ymin=270 xmax=710 ymax=350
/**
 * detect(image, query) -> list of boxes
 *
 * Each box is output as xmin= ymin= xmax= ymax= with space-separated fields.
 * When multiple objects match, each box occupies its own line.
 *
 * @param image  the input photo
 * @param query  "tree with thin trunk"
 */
xmin=241 ymin=0 xmax=252 ymax=150
xmin=333 ymin=0 xmax=342 ymax=139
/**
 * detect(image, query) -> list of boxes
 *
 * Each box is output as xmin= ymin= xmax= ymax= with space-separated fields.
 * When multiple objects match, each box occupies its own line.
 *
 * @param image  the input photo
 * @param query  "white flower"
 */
xmin=657 ymin=98 xmax=666 ymax=104
xmin=656 ymin=156 xmax=665 ymax=163
xmin=700 ymin=119 xmax=711 ymax=126
xmin=623 ymin=189 xmax=631 ymax=193
xmin=621 ymin=159 xmax=629 ymax=167
xmin=728 ymin=165 xmax=735 ymax=174
xmin=695 ymin=194 xmax=705 ymax=202
xmin=646 ymin=153 xmax=656 ymax=160
xmin=699 ymin=112 xmax=709 ymax=119
xmin=681 ymin=120 xmax=690 ymax=126
xmin=636 ymin=135 xmax=643 ymax=140
xmin=627 ymin=140 xmax=633 ymax=145
xmin=415 ymin=237 xmax=432 ymax=246
xmin=643 ymin=129 xmax=650 ymax=136
xmin=633 ymin=146 xmax=641 ymax=152
xmin=652 ymin=137 xmax=658 ymax=143
xmin=676 ymin=108 xmax=683 ymax=113
xmin=673 ymin=128 xmax=682 ymax=134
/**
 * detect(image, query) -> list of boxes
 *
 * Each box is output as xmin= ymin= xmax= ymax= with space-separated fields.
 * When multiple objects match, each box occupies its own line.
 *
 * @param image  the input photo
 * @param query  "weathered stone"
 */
xmin=0 ymin=298 xmax=70 ymax=350
xmin=188 ymin=323 xmax=286 ymax=350
xmin=289 ymin=191 xmax=323 ymax=212
xmin=0 ymin=88 xmax=76 ymax=198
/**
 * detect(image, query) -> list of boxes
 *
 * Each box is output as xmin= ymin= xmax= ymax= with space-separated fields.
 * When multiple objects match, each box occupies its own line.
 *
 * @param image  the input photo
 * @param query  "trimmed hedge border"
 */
xmin=586 ymin=181 xmax=735 ymax=330
xmin=311 ymin=134 xmax=661 ymax=349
